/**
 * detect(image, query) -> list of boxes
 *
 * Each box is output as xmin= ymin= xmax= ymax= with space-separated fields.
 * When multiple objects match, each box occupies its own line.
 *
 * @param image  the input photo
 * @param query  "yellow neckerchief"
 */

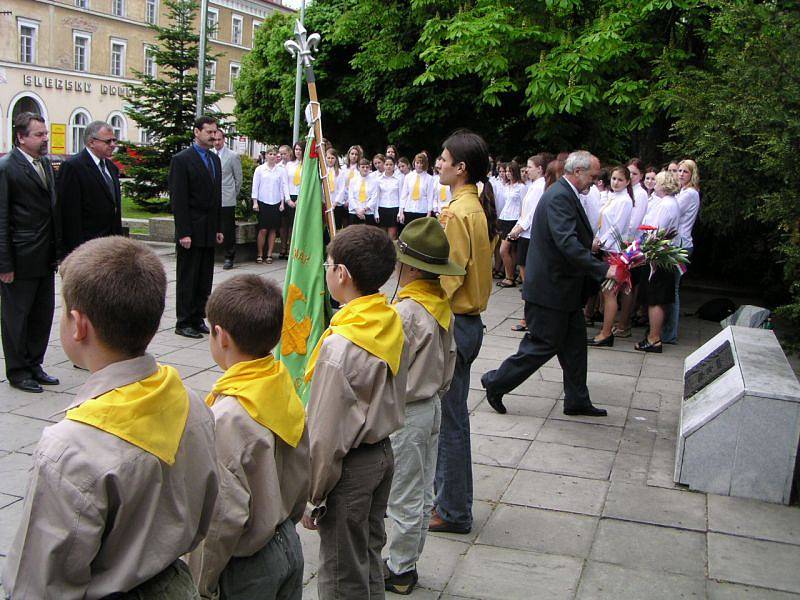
xmin=412 ymin=172 xmax=421 ymax=200
xmin=293 ymin=161 xmax=302 ymax=186
xmin=305 ymin=293 xmax=404 ymax=382
xmin=66 ymin=365 xmax=189 ymax=465
xmin=206 ymin=355 xmax=305 ymax=448
xmin=396 ymin=278 xmax=452 ymax=331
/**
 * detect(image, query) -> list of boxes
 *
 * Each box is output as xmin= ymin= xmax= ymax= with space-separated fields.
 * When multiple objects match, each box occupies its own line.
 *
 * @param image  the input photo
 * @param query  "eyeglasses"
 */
xmin=92 ymin=137 xmax=118 ymax=145
xmin=322 ymin=261 xmax=337 ymax=270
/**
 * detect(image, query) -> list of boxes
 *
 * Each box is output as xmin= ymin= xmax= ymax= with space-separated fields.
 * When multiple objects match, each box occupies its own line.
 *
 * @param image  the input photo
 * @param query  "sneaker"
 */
xmin=383 ymin=559 xmax=418 ymax=595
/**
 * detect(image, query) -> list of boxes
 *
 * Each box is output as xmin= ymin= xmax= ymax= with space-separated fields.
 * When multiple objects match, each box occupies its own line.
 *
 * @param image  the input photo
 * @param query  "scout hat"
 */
xmin=395 ymin=217 xmax=466 ymax=276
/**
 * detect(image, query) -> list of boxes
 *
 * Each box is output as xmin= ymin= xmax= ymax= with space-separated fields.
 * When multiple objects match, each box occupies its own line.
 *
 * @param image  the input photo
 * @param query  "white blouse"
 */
xmin=596 ymin=190 xmax=633 ymax=252
xmin=676 ymin=187 xmax=700 ymax=249
xmin=626 ymin=184 xmax=650 ymax=240
xmin=326 ymin=169 xmax=349 ymax=207
xmin=378 ymin=173 xmax=401 ymax=209
xmin=491 ymin=178 xmax=506 ymax=218
xmin=516 ymin=177 xmax=546 ymax=239
xmin=431 ymin=174 xmax=452 ymax=213
xmin=285 ymin=160 xmax=303 ymax=196
xmin=400 ymin=171 xmax=434 ymax=214
xmin=251 ymin=164 xmax=290 ymax=206
xmin=347 ymin=172 xmax=379 ymax=214
xmin=498 ymin=182 xmax=526 ymax=222
xmin=642 ymin=194 xmax=680 ymax=236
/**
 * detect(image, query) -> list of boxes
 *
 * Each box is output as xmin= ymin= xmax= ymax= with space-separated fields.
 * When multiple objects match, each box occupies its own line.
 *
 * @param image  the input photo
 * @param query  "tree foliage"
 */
xmin=117 ymin=0 xmax=224 ymax=210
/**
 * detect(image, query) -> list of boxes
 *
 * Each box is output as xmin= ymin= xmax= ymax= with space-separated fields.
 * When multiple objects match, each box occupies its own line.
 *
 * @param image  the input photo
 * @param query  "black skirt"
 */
xmin=282 ymin=195 xmax=297 ymax=224
xmin=257 ymin=202 xmax=281 ymax=231
xmin=378 ymin=207 xmax=399 ymax=227
xmin=403 ymin=211 xmax=427 ymax=225
xmin=498 ymin=219 xmax=517 ymax=241
xmin=516 ymin=237 xmax=530 ymax=267
xmin=641 ymin=266 xmax=676 ymax=306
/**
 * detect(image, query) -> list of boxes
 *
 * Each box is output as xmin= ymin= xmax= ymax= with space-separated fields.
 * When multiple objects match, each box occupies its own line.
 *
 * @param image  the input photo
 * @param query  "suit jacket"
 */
xmin=0 ymin=148 xmax=60 ymax=278
xmin=524 ymin=177 xmax=608 ymax=311
xmin=57 ymin=148 xmax=122 ymax=256
xmin=169 ymin=145 xmax=222 ymax=247
xmin=215 ymin=146 xmax=243 ymax=208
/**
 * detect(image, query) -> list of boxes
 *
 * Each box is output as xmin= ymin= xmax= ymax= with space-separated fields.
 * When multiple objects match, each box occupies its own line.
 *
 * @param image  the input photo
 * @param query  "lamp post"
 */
xmin=195 ymin=0 xmax=208 ymax=117
xmin=290 ymin=0 xmax=306 ymax=144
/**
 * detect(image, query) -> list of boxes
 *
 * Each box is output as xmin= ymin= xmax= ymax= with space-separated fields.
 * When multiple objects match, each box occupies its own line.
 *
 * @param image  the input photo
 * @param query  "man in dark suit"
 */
xmin=169 ymin=115 xmax=223 ymax=339
xmin=58 ymin=120 xmax=122 ymax=256
xmin=481 ymin=151 xmax=613 ymax=416
xmin=0 ymin=112 xmax=61 ymax=393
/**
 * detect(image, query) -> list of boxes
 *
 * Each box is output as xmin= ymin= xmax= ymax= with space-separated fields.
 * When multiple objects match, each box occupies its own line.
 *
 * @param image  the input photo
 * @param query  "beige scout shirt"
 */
xmin=307 ymin=334 xmax=409 ymax=506
xmin=186 ymin=395 xmax=310 ymax=598
xmin=395 ymin=297 xmax=456 ymax=404
xmin=2 ymin=355 xmax=219 ymax=600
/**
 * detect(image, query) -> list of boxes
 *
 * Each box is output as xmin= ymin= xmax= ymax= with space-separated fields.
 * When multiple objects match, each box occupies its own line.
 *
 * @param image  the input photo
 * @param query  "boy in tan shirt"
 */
xmin=383 ymin=217 xmax=461 ymax=595
xmin=302 ymin=225 xmax=409 ymax=600
xmin=187 ymin=274 xmax=309 ymax=600
xmin=2 ymin=237 xmax=219 ymax=599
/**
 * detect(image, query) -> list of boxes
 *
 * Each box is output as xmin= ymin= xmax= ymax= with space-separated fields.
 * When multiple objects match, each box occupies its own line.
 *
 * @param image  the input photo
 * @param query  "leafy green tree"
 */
xmin=118 ymin=0 xmax=224 ymax=210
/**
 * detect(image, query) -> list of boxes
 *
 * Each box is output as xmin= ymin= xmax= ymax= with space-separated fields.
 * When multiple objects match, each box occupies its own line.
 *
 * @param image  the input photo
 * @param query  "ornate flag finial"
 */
xmin=284 ymin=20 xmax=321 ymax=68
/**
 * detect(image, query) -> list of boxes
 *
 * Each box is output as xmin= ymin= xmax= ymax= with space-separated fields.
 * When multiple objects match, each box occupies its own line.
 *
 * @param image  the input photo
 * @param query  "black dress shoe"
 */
xmin=10 ymin=379 xmax=43 ymax=393
xmin=32 ymin=370 xmax=60 ymax=385
xmin=175 ymin=326 xmax=203 ymax=339
xmin=195 ymin=322 xmax=210 ymax=334
xmin=564 ymin=405 xmax=608 ymax=417
xmin=480 ymin=374 xmax=507 ymax=414
xmin=223 ymin=259 xmax=234 ymax=270
xmin=586 ymin=334 xmax=614 ymax=347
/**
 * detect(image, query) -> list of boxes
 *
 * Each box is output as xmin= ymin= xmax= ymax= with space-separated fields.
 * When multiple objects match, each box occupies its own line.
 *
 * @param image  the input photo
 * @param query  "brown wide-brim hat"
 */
xmin=395 ymin=217 xmax=466 ymax=276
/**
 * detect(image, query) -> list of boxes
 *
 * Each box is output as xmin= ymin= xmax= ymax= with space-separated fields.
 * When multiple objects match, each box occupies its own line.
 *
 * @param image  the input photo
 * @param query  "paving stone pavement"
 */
xmin=1 ymin=246 xmax=799 ymax=599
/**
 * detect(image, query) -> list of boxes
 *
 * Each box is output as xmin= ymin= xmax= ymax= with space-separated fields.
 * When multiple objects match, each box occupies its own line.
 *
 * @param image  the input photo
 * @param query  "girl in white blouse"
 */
xmin=281 ymin=141 xmax=304 ymax=259
xmin=497 ymin=161 xmax=526 ymax=288
xmin=588 ymin=166 xmax=634 ymax=347
xmin=377 ymin=157 xmax=402 ymax=239
xmin=399 ymin=152 xmax=434 ymax=225
xmin=432 ymin=155 xmax=452 ymax=215
xmin=327 ymin=148 xmax=350 ymax=230
xmin=251 ymin=146 xmax=290 ymax=264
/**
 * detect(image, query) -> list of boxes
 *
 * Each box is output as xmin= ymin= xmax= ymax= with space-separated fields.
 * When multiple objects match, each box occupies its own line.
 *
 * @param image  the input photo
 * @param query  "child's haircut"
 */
xmin=327 ymin=225 xmax=396 ymax=295
xmin=413 ymin=153 xmax=429 ymax=171
xmin=397 ymin=157 xmax=411 ymax=167
xmin=372 ymin=153 xmax=385 ymax=162
xmin=206 ymin=275 xmax=283 ymax=357
xmin=60 ymin=237 xmax=166 ymax=357
xmin=358 ymin=158 xmax=371 ymax=167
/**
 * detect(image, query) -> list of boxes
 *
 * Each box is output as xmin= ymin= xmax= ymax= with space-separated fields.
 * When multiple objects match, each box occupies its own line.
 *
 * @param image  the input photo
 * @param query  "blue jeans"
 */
xmin=662 ymin=247 xmax=692 ymax=343
xmin=434 ymin=314 xmax=483 ymax=528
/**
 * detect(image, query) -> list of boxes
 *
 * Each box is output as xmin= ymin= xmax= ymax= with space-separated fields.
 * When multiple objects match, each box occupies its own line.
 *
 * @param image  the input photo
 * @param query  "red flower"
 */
xmin=638 ymin=225 xmax=657 ymax=231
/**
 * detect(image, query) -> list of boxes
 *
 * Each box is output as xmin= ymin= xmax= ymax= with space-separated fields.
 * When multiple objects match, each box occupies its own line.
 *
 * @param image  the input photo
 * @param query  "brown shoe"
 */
xmin=428 ymin=509 xmax=471 ymax=534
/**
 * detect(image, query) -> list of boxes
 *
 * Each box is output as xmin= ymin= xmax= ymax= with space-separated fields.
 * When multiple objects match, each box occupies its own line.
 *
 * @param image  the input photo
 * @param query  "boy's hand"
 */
xmin=302 ymin=506 xmax=318 ymax=530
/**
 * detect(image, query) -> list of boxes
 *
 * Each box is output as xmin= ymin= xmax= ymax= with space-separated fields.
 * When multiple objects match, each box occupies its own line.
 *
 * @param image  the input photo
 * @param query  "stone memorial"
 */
xmin=674 ymin=325 xmax=800 ymax=504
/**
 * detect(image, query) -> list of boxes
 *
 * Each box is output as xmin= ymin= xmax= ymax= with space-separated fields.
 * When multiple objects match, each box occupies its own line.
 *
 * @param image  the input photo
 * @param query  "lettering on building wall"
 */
xmin=23 ymin=74 xmax=129 ymax=97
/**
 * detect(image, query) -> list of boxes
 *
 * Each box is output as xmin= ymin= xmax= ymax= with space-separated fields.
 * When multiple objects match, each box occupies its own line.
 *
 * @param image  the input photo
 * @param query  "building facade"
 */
xmin=0 ymin=0 xmax=291 ymax=155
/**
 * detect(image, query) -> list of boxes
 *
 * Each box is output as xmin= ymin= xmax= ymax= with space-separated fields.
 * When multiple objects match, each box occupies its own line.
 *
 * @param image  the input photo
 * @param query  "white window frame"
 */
xmin=107 ymin=112 xmax=127 ymax=142
xmin=231 ymin=14 xmax=243 ymax=46
xmin=17 ymin=18 xmax=39 ymax=65
xmin=112 ymin=0 xmax=125 ymax=17
xmin=75 ymin=0 xmax=88 ymax=8
xmin=140 ymin=128 xmax=154 ymax=145
xmin=229 ymin=62 xmax=240 ymax=92
xmin=69 ymin=108 xmax=92 ymax=154
xmin=252 ymin=20 xmax=262 ymax=47
xmin=206 ymin=7 xmax=219 ymax=39
xmin=110 ymin=39 xmax=126 ymax=77
xmin=145 ymin=0 xmax=158 ymax=25
xmin=205 ymin=60 xmax=216 ymax=90
xmin=73 ymin=31 xmax=91 ymax=73
xmin=143 ymin=45 xmax=157 ymax=78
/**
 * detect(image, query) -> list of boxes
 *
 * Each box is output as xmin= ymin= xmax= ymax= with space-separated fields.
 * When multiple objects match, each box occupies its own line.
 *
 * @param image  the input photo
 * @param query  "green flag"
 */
xmin=277 ymin=132 xmax=330 ymax=404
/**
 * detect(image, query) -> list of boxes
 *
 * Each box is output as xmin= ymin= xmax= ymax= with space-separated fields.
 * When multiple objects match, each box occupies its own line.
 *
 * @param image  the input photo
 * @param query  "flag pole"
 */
xmin=285 ymin=21 xmax=337 ymax=237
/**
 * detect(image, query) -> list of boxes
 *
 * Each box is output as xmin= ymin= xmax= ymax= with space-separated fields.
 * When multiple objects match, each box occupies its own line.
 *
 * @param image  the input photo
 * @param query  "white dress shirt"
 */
xmin=516 ymin=177 xmax=546 ymax=239
xmin=580 ymin=185 xmax=603 ymax=235
xmin=626 ymin=184 xmax=650 ymax=240
xmin=675 ymin=187 xmax=700 ymax=249
xmin=377 ymin=173 xmax=401 ymax=209
xmin=251 ymin=164 xmax=290 ymax=206
xmin=596 ymin=190 xmax=633 ymax=252
xmin=498 ymin=182 xmax=526 ymax=221
xmin=642 ymin=193 xmax=681 ymax=236
xmin=491 ymin=177 xmax=506 ymax=218
xmin=399 ymin=170 xmax=434 ymax=214
xmin=348 ymin=172 xmax=378 ymax=214
xmin=286 ymin=160 xmax=302 ymax=196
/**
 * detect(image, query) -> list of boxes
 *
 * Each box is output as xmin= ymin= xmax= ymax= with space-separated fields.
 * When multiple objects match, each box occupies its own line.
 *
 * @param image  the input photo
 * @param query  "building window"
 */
xmin=207 ymin=8 xmax=218 ymax=39
xmin=144 ymin=46 xmax=156 ymax=78
xmin=205 ymin=60 xmax=216 ymax=90
xmin=229 ymin=63 xmax=240 ymax=92
xmin=110 ymin=40 xmax=126 ymax=77
xmin=73 ymin=32 xmax=91 ymax=72
xmin=70 ymin=111 xmax=90 ymax=153
xmin=18 ymin=20 xmax=38 ymax=64
xmin=252 ymin=21 xmax=262 ymax=47
xmin=75 ymin=0 xmax=88 ymax=8
xmin=112 ymin=0 xmax=124 ymax=17
xmin=140 ymin=129 xmax=154 ymax=144
xmin=231 ymin=15 xmax=243 ymax=45
xmin=145 ymin=0 xmax=158 ymax=24
xmin=109 ymin=114 xmax=126 ymax=141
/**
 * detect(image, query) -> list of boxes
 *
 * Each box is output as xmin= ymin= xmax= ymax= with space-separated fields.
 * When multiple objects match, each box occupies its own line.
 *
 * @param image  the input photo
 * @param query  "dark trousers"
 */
xmin=221 ymin=207 xmax=236 ymax=260
xmin=318 ymin=439 xmax=394 ymax=600
xmin=219 ymin=518 xmax=304 ymax=600
xmin=1 ymin=274 xmax=54 ymax=383
xmin=483 ymin=302 xmax=592 ymax=410
xmin=434 ymin=314 xmax=483 ymax=528
xmin=102 ymin=559 xmax=198 ymax=599
xmin=175 ymin=245 xmax=214 ymax=330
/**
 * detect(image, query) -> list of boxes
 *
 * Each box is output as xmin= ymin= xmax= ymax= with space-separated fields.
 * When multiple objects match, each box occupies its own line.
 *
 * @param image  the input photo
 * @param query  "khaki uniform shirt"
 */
xmin=1 ymin=355 xmax=219 ymax=600
xmin=186 ymin=396 xmax=310 ymax=598
xmin=438 ymin=183 xmax=493 ymax=315
xmin=396 ymin=297 xmax=456 ymax=403
xmin=307 ymin=334 xmax=409 ymax=506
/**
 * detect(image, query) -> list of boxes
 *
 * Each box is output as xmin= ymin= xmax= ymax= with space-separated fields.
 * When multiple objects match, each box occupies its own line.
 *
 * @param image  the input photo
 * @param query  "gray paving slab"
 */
xmin=0 ymin=499 xmax=23 ymax=556
xmin=11 ymin=392 xmax=74 ymax=422
xmin=518 ymin=441 xmax=615 ymax=480
xmin=706 ymin=581 xmax=800 ymax=599
xmin=610 ymin=452 xmax=650 ymax=484
xmin=470 ymin=433 xmax=530 ymax=469
xmin=472 ymin=464 xmax=515 ymax=502
xmin=477 ymin=503 xmax=597 ymax=558
xmin=636 ymin=375 xmax=684 ymax=395
xmin=549 ymin=400 xmax=628 ymax=427
xmin=502 ymin=470 xmax=609 ymax=516
xmin=631 ymin=390 xmax=661 ymax=411
xmin=469 ymin=411 xmax=544 ymax=440
xmin=428 ymin=500 xmax=495 ymax=545
xmin=590 ymin=518 xmax=706 ymax=577
xmin=412 ymin=535 xmax=469 ymax=592
xmin=708 ymin=532 xmax=800 ymax=594
xmin=0 ymin=385 xmax=58 ymax=414
xmin=473 ymin=393 xmax=555 ymax=418
xmin=0 ymin=453 xmax=32 ymax=499
xmin=588 ymin=351 xmax=644 ymax=377
xmin=576 ymin=561 xmax=705 ymax=599
xmin=536 ymin=419 xmax=623 ymax=452
xmin=445 ymin=544 xmax=583 ymax=600
xmin=603 ymin=481 xmax=707 ymax=531
xmin=0 ymin=413 xmax=50 ymax=453
xmin=707 ymin=494 xmax=800 ymax=546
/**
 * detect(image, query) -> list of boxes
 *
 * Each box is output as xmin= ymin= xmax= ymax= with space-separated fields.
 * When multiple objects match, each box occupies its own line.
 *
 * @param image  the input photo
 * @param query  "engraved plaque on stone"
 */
xmin=683 ymin=340 xmax=735 ymax=400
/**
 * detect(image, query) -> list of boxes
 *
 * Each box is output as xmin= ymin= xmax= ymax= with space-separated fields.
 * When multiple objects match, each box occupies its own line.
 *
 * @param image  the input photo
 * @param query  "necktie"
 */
xmin=32 ymin=158 xmax=48 ymax=188
xmin=204 ymin=152 xmax=214 ymax=179
xmin=359 ymin=179 xmax=367 ymax=203
xmin=293 ymin=164 xmax=302 ymax=186
xmin=439 ymin=185 xmax=447 ymax=202
xmin=412 ymin=174 xmax=421 ymax=201
xmin=100 ymin=160 xmax=115 ymax=200
xmin=327 ymin=171 xmax=335 ymax=193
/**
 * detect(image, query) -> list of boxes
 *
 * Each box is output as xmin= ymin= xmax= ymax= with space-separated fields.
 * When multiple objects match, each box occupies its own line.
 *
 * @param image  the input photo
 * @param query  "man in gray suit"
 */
xmin=0 ymin=112 xmax=61 ymax=393
xmin=481 ymin=151 xmax=613 ymax=417
xmin=213 ymin=129 xmax=243 ymax=270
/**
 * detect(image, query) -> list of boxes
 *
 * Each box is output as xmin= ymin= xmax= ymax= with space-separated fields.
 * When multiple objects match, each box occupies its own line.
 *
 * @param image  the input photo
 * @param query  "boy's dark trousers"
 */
xmin=317 ymin=438 xmax=394 ymax=600
xmin=102 ymin=559 xmax=198 ymax=599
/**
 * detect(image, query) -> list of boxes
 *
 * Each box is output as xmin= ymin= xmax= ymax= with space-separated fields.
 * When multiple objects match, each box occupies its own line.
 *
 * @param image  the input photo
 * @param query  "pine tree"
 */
xmin=118 ymin=0 xmax=225 ymax=210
